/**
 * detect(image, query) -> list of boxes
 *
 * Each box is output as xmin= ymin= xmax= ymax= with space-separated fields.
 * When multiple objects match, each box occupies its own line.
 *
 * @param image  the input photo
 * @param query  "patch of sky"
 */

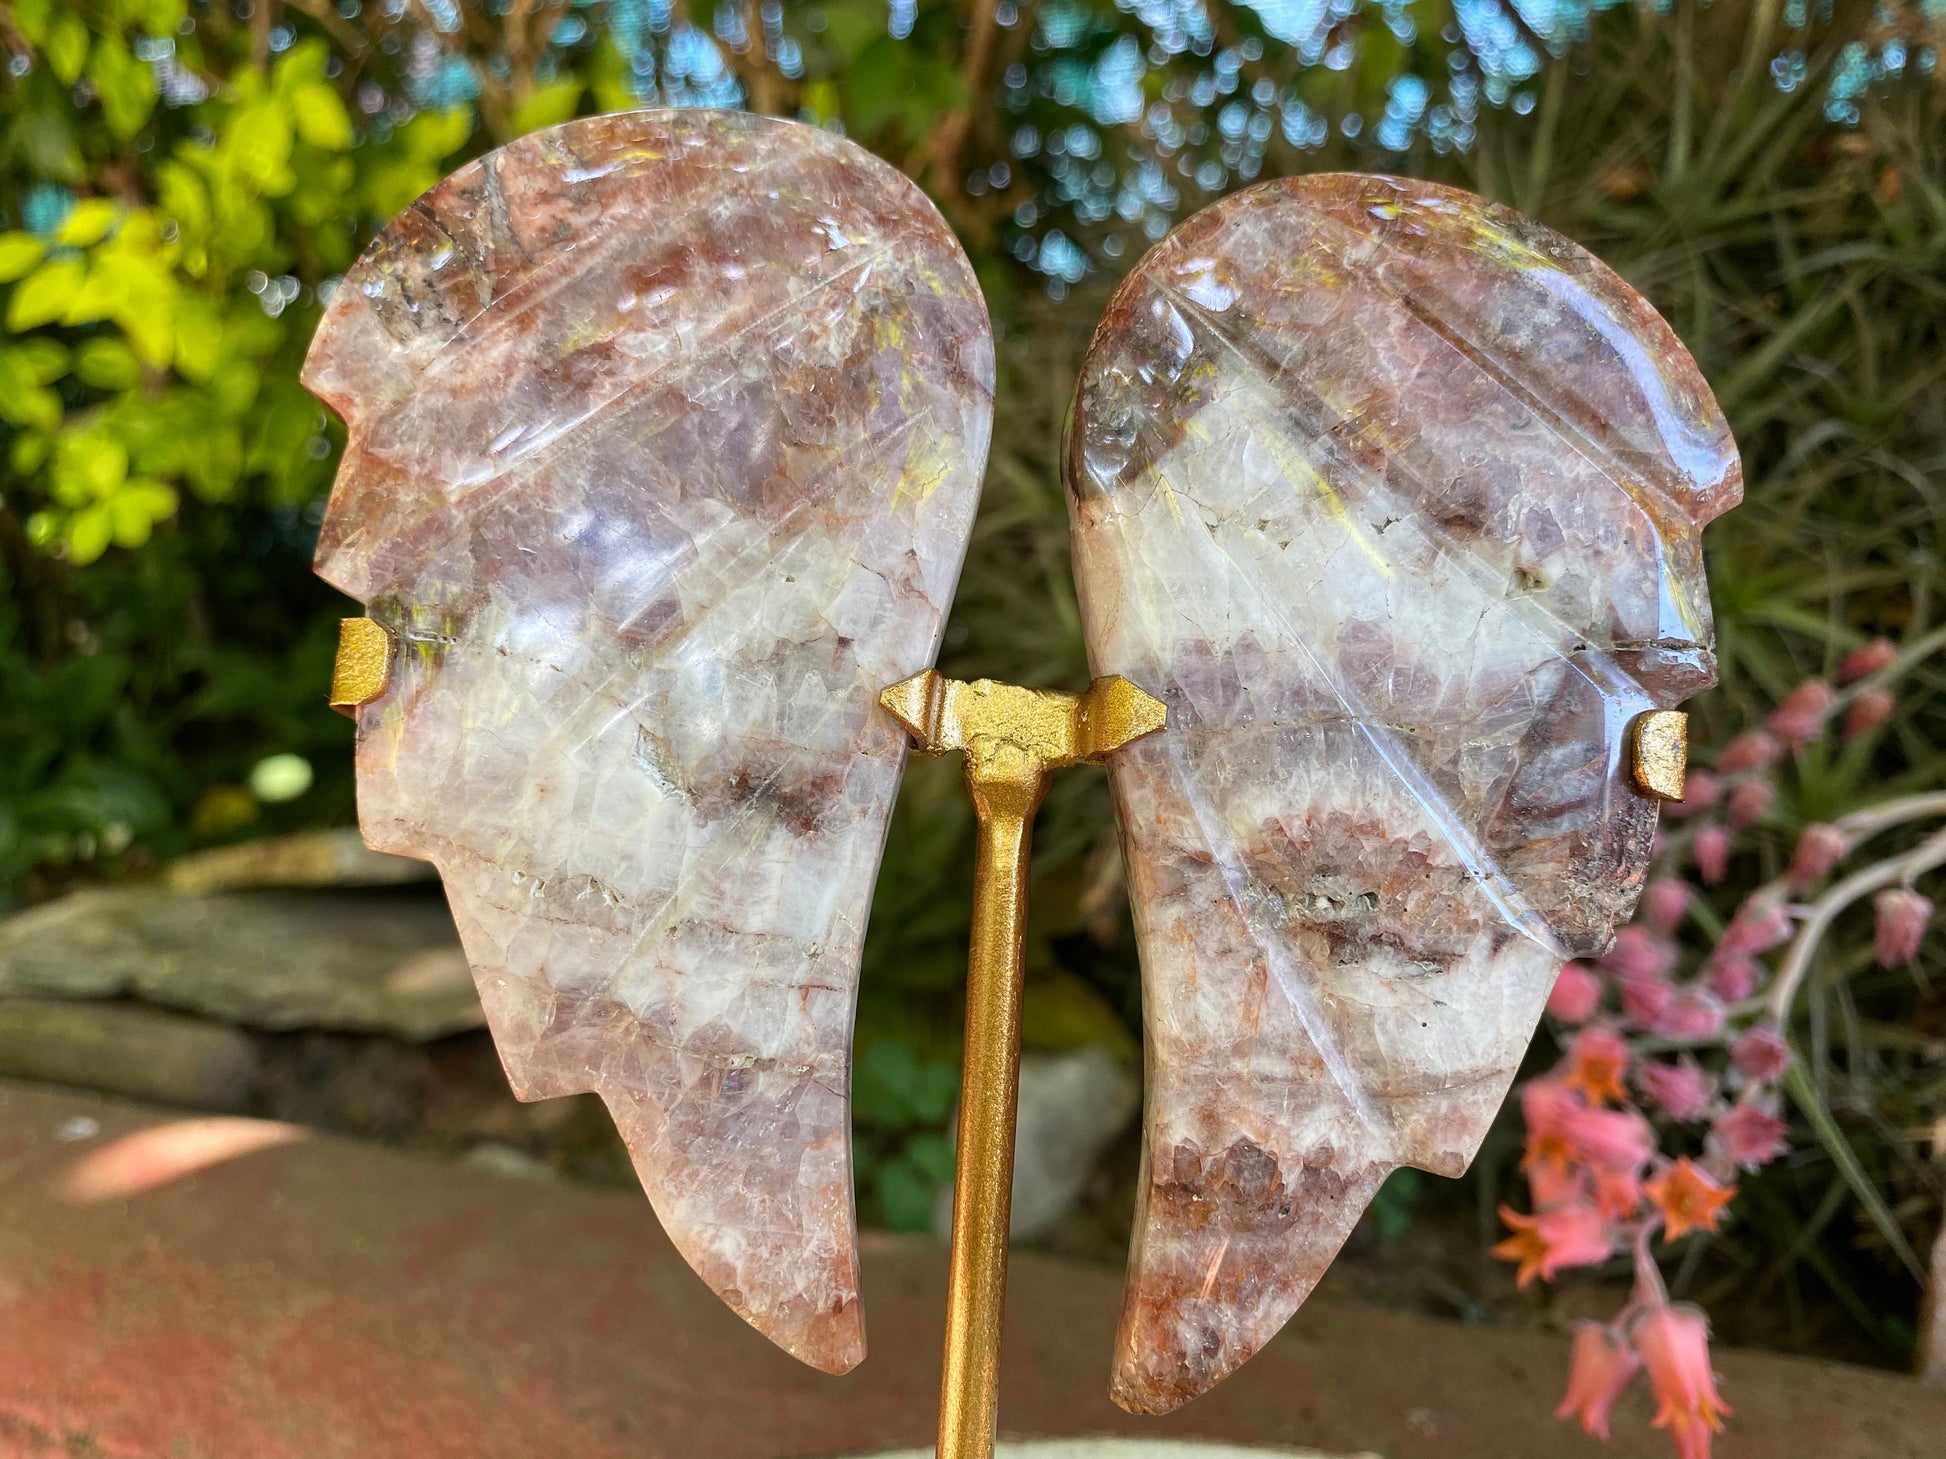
xmin=1374 ymin=72 xmax=1430 ymax=150
xmin=408 ymin=53 xmax=480 ymax=108
xmin=661 ymin=21 xmax=741 ymax=107
xmin=1279 ymin=94 xmax=1329 ymax=148
xmin=1115 ymin=0 xmax=1213 ymax=57
xmin=1091 ymin=35 xmax=1147 ymax=124
xmin=714 ymin=2 xmax=749 ymax=52
xmin=1237 ymin=0 xmax=1330 ymax=50
xmin=1452 ymin=0 xmax=1542 ymax=103
xmin=20 ymin=183 xmax=73 ymax=238
xmin=1039 ymin=0 xmax=1094 ymax=49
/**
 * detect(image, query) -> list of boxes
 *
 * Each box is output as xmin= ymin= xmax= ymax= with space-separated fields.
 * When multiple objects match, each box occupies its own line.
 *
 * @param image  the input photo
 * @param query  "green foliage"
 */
xmin=0 ymin=4 xmax=484 ymax=889
xmin=2 ymin=0 xmax=1942 ymax=1351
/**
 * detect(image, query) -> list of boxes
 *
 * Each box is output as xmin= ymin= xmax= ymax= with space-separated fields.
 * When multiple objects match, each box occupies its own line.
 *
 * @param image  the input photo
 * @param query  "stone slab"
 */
xmin=0 ymin=887 xmax=480 ymax=1039
xmin=1 ymin=1080 xmax=1940 ymax=1459
xmin=0 ymin=998 xmax=257 ymax=1110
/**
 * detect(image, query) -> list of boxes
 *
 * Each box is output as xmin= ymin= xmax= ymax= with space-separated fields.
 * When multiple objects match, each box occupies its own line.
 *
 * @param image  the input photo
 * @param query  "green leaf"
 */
xmin=229 ymin=99 xmax=296 ymax=196
xmin=0 ymin=351 xmax=61 ymax=430
xmin=508 ymin=80 xmax=582 ymax=138
xmin=815 ymin=1 xmax=884 ymax=63
xmin=76 ymin=338 xmax=143 ymax=390
xmin=45 ymin=14 xmax=90 ymax=85
xmin=6 ymin=257 xmax=87 ymax=331
xmin=16 ymin=337 xmax=70 ymax=384
xmin=271 ymin=37 xmax=330 ymax=95
xmin=56 ymin=199 xmax=121 ymax=247
xmin=65 ymin=504 xmax=114 ymax=565
xmin=66 ymin=249 xmax=179 ymax=365
xmin=403 ymin=107 xmax=474 ymax=163
xmin=52 ymin=430 xmax=130 ymax=504
xmin=0 ymin=234 xmax=47 ymax=283
xmin=107 ymin=479 xmax=179 ymax=547
xmin=876 ymin=1155 xmax=938 ymax=1232
xmin=12 ymin=0 xmax=54 ymax=44
xmin=291 ymin=83 xmax=354 ymax=151
xmin=155 ymin=161 xmax=211 ymax=242
xmin=172 ymin=295 xmax=222 ymax=382
xmin=904 ymin=1133 xmax=956 ymax=1183
xmin=90 ymin=34 xmax=160 ymax=140
xmin=1783 ymin=1063 xmax=1926 ymax=1281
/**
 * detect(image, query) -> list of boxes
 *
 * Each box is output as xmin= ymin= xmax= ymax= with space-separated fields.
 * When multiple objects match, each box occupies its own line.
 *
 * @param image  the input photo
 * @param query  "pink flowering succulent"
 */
xmin=1498 ymin=641 xmax=1943 ymax=1459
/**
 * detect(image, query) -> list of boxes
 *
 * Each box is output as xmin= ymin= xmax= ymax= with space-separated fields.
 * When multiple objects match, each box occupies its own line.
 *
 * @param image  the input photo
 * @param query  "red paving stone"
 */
xmin=1 ymin=1080 xmax=1941 ymax=1459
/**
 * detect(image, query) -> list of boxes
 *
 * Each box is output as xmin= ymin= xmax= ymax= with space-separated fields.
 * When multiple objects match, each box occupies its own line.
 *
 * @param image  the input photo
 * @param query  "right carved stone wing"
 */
xmin=1067 ymin=173 xmax=1739 ymax=1413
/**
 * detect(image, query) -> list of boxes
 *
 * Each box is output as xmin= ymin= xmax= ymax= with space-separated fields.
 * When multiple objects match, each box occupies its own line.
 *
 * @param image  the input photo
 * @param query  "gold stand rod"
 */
xmin=880 ymin=670 xmax=1165 ymax=1459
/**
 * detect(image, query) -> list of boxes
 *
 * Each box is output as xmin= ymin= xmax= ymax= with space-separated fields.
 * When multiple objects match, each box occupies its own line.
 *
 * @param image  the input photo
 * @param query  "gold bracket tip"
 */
xmin=878 ymin=670 xmax=1165 ymax=769
xmin=1629 ymin=709 xmax=1689 ymax=801
xmin=329 ymin=617 xmax=394 ymax=717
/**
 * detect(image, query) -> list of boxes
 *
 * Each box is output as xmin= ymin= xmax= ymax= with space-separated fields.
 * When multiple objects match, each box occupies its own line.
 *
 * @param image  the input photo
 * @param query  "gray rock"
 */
xmin=0 ymin=998 xmax=258 ymax=1110
xmin=164 ymin=828 xmax=437 ymax=895
xmin=0 ymin=888 xmax=482 ymax=1040
xmin=934 ymin=1044 xmax=1141 ymax=1241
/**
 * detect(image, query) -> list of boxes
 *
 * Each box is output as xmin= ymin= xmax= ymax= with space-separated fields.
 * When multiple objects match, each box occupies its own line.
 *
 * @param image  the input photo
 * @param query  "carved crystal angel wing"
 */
xmin=303 ymin=111 xmax=993 ymax=1372
xmin=1066 ymin=174 xmax=1739 ymax=1412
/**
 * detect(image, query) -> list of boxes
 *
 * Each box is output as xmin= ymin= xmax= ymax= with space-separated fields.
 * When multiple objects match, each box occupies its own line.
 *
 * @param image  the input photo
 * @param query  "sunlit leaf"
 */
xmin=291 ymin=83 xmax=355 ymax=151
xmin=5 ymin=257 xmax=86 ymax=331
xmin=0 ymin=233 xmax=47 ymax=283
xmin=508 ymin=80 xmax=583 ymax=139
xmin=65 ymin=504 xmax=114 ymax=565
xmin=44 ymin=14 xmax=90 ymax=85
xmin=76 ymin=338 xmax=143 ymax=391
xmin=56 ymin=198 xmax=120 ymax=247
xmin=52 ymin=430 xmax=130 ymax=504
xmin=87 ymin=34 xmax=158 ymax=141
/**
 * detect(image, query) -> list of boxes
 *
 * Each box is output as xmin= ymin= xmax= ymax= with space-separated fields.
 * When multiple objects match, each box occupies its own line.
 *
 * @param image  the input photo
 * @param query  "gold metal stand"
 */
xmin=880 ymin=670 xmax=1165 ymax=1459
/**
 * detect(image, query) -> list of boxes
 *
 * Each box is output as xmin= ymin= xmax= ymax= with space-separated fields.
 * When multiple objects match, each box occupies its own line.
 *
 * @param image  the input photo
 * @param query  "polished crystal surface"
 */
xmin=1067 ymin=174 xmax=1739 ymax=1413
xmin=304 ymin=111 xmax=993 ymax=1373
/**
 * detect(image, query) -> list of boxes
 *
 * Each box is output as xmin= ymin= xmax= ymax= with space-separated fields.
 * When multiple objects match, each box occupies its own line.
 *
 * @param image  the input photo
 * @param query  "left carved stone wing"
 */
xmin=1067 ymin=173 xmax=1738 ymax=1413
xmin=303 ymin=110 xmax=993 ymax=1373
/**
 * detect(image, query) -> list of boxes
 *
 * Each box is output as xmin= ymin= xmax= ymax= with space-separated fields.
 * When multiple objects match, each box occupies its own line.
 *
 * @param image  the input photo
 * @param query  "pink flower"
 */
xmin=1693 ymin=824 xmax=1731 ymax=885
xmin=1767 ymin=678 xmax=1834 ymax=749
xmin=1711 ymin=1103 xmax=1789 ymax=1168
xmin=1528 ymin=1161 xmax=1588 ymax=1211
xmin=1622 ymin=974 xmax=1676 ymax=1030
xmin=1730 ymin=1025 xmax=1790 ymax=1082
xmin=1635 ymin=1304 xmax=1732 ymax=1459
xmin=1522 ymin=1079 xmax=1655 ymax=1178
xmin=1548 ymin=962 xmax=1603 ymax=1023
xmin=1636 ymin=1058 xmax=1717 ymax=1122
xmin=1569 ymin=1104 xmax=1657 ymax=1176
xmin=1785 ymin=823 xmax=1847 ymax=890
xmin=1709 ymin=954 xmax=1760 ymax=1004
xmin=1843 ymin=687 xmax=1894 ymax=740
xmin=1565 ymin=1025 xmax=1631 ymax=1105
xmin=1725 ymin=777 xmax=1774 ymax=830
xmin=1494 ymin=1200 xmax=1618 ymax=1286
xmin=1874 ymin=887 xmax=1933 ymax=966
xmin=1719 ymin=895 xmax=1791 ymax=957
xmin=1591 ymin=1164 xmax=1646 ymax=1221
xmin=1642 ymin=877 xmax=1693 ymax=935
xmin=1603 ymin=925 xmax=1679 ymax=980
xmin=1664 ymin=769 xmax=1720 ymax=820
xmin=1838 ymin=637 xmax=1896 ymax=684
xmin=1654 ymin=989 xmax=1726 ymax=1043
xmin=1555 ymin=1322 xmax=1641 ymax=1439
xmin=1716 ymin=730 xmax=1780 ymax=774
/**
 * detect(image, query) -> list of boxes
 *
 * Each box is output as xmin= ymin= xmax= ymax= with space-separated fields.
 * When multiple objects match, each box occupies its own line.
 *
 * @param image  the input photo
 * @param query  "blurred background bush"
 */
xmin=1 ymin=0 xmax=1942 ymax=1385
